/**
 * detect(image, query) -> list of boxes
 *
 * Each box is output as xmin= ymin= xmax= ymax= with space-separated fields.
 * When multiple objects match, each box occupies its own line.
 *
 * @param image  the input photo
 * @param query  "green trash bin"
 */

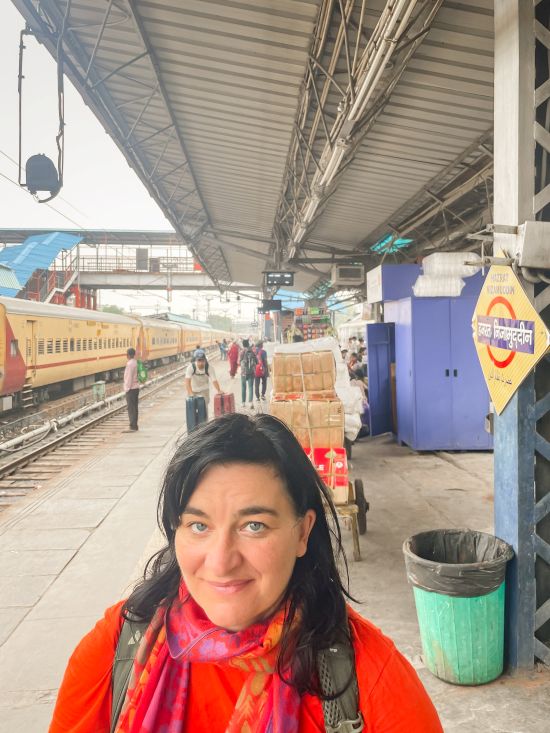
xmin=92 ymin=380 xmax=106 ymax=401
xmin=403 ymin=529 xmax=514 ymax=685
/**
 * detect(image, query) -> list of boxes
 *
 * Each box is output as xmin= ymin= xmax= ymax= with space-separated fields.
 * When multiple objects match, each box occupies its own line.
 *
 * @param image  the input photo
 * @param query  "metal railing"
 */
xmin=78 ymin=256 xmax=197 ymax=273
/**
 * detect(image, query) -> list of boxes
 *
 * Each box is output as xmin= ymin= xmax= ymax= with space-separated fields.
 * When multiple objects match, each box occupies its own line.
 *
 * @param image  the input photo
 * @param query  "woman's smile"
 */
xmin=204 ymin=579 xmax=253 ymax=594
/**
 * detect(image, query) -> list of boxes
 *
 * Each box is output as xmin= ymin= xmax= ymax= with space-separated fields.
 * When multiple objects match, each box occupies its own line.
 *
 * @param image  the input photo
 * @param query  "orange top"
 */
xmin=48 ymin=602 xmax=442 ymax=733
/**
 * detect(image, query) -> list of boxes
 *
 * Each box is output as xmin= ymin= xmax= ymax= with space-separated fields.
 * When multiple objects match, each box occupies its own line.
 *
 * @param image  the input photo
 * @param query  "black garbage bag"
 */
xmin=403 ymin=529 xmax=514 ymax=597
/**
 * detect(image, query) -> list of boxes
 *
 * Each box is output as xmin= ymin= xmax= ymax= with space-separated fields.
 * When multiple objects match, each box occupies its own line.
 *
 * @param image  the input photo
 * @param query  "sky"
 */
xmin=0 ymin=2 xmax=262 ymax=322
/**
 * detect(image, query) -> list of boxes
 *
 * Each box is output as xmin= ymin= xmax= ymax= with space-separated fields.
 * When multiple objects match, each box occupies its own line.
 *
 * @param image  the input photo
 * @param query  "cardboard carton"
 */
xmin=307 ymin=447 xmax=349 ymax=504
xmin=272 ymin=351 xmax=336 ymax=397
xmin=270 ymin=398 xmax=344 ymax=449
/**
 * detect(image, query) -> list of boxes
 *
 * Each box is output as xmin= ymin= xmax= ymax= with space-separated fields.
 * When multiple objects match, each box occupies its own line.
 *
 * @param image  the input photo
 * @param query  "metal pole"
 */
xmin=493 ymin=0 xmax=550 ymax=669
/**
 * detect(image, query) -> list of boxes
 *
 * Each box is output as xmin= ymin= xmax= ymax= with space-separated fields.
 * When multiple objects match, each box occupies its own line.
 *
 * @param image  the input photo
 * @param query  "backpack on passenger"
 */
xmin=242 ymin=349 xmax=257 ymax=378
xmin=110 ymin=617 xmax=364 ymax=733
xmin=255 ymin=350 xmax=266 ymax=378
xmin=136 ymin=360 xmax=148 ymax=384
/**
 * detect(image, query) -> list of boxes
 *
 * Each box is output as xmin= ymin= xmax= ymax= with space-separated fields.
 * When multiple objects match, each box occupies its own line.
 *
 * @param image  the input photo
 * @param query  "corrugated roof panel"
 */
xmin=0 ymin=232 xmax=82 ymax=293
xmin=0 ymin=265 xmax=23 ymax=296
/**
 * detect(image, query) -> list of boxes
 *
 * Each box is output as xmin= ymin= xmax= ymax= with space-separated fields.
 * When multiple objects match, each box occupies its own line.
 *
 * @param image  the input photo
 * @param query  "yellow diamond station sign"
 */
xmin=472 ymin=266 xmax=550 ymax=414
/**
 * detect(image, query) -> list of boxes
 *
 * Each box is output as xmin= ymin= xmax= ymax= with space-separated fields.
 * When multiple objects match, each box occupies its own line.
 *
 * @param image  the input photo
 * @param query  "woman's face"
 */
xmin=175 ymin=462 xmax=316 ymax=631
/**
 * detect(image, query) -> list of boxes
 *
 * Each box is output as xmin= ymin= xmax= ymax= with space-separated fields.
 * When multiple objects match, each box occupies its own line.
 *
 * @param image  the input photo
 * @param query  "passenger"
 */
xmin=228 ymin=339 xmax=239 ymax=378
xmin=240 ymin=338 xmax=257 ymax=410
xmin=184 ymin=349 xmax=222 ymax=419
xmin=253 ymin=340 xmax=269 ymax=402
xmin=123 ymin=347 xmax=139 ymax=432
xmin=192 ymin=344 xmax=202 ymax=361
xmin=349 ymin=352 xmax=366 ymax=381
xmin=221 ymin=338 xmax=228 ymax=361
xmin=347 ymin=353 xmax=367 ymax=399
xmin=48 ymin=413 xmax=443 ymax=733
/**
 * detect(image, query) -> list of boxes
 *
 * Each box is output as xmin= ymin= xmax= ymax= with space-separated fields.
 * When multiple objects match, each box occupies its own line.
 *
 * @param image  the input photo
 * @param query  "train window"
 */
xmin=88 ymin=339 xmax=93 ymax=350
xmin=47 ymin=339 xmax=53 ymax=354
xmin=116 ymin=338 xmax=119 ymax=348
xmin=94 ymin=340 xmax=97 ymax=350
xmin=82 ymin=339 xmax=87 ymax=350
xmin=63 ymin=339 xmax=68 ymax=353
xmin=55 ymin=339 xmax=61 ymax=354
xmin=38 ymin=339 xmax=44 ymax=355
xmin=76 ymin=339 xmax=81 ymax=351
xmin=70 ymin=338 xmax=75 ymax=352
xmin=10 ymin=339 xmax=18 ymax=357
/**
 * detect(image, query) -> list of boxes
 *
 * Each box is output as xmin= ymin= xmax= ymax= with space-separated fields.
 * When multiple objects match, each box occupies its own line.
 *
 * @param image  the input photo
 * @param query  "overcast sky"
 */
xmin=0 ymin=2 xmax=264 ymax=320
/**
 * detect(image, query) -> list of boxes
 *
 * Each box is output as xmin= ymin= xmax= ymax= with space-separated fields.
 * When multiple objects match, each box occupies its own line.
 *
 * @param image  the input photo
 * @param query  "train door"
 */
xmin=26 ymin=320 xmax=37 ymax=375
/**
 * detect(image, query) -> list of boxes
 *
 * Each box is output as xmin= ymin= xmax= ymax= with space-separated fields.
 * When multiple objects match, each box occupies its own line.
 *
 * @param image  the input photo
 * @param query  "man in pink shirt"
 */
xmin=123 ymin=348 xmax=139 ymax=431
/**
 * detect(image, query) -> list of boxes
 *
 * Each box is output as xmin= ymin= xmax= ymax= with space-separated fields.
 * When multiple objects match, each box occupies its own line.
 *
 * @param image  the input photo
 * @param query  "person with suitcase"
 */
xmin=184 ymin=350 xmax=221 ymax=428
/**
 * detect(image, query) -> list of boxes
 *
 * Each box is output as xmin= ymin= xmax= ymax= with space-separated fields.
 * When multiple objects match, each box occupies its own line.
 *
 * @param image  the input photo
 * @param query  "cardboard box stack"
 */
xmin=270 ymin=350 xmax=348 ymax=504
xmin=272 ymin=351 xmax=337 ymax=399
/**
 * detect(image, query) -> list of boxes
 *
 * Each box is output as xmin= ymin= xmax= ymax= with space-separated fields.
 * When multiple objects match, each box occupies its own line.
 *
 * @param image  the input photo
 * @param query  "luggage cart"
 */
xmin=333 ymin=478 xmax=369 ymax=562
xmin=308 ymin=447 xmax=369 ymax=561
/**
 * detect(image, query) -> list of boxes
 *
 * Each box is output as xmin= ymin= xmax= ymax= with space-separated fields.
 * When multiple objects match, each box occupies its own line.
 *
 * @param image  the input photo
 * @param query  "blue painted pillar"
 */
xmin=494 ymin=0 xmax=550 ymax=669
xmin=493 ymin=0 xmax=537 ymax=669
xmin=493 ymin=377 xmax=536 ymax=668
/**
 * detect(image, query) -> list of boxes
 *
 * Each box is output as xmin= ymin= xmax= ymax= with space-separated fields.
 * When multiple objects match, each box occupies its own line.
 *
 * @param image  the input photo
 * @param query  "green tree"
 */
xmin=208 ymin=314 xmax=233 ymax=331
xmin=102 ymin=304 xmax=127 ymax=315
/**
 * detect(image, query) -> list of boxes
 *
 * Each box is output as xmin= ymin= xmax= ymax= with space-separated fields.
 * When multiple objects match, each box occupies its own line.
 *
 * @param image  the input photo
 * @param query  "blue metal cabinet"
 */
xmin=366 ymin=322 xmax=395 ymax=436
xmin=385 ymin=296 xmax=492 ymax=451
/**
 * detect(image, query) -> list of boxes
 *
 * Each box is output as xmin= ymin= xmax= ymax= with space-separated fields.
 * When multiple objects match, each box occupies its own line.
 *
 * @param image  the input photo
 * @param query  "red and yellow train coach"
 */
xmin=136 ymin=317 xmax=182 ymax=364
xmin=0 ymin=297 xmax=232 ymax=411
xmin=0 ymin=297 xmax=139 ymax=409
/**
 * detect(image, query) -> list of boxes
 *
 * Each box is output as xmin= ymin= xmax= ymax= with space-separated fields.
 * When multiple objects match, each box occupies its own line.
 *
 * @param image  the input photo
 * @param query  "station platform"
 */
xmin=0 ymin=363 xmax=549 ymax=732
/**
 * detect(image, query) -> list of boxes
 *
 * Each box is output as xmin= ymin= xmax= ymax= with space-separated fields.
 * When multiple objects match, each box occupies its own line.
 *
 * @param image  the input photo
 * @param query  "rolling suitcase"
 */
xmin=214 ymin=392 xmax=235 ymax=417
xmin=186 ymin=395 xmax=207 ymax=432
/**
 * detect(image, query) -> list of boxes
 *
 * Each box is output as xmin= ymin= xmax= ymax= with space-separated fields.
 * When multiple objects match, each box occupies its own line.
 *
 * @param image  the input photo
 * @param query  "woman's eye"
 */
xmin=245 ymin=521 xmax=266 ymax=533
xmin=190 ymin=522 xmax=208 ymax=534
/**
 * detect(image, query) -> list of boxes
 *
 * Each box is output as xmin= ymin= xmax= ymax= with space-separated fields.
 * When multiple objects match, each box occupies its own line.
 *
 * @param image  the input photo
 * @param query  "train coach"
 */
xmin=0 ymin=296 xmax=229 ymax=411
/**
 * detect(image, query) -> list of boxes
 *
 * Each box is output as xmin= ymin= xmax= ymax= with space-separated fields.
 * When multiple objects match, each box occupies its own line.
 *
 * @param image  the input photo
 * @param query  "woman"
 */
xmin=227 ymin=339 xmax=239 ymax=378
xmin=49 ymin=414 xmax=442 ymax=733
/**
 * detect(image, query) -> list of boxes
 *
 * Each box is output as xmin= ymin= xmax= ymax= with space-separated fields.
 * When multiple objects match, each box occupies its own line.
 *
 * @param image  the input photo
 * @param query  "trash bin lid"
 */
xmin=403 ymin=528 xmax=514 ymax=597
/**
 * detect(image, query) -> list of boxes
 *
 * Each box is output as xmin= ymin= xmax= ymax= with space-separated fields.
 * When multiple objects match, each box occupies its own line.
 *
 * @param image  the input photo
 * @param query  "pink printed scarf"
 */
xmin=114 ymin=582 xmax=300 ymax=733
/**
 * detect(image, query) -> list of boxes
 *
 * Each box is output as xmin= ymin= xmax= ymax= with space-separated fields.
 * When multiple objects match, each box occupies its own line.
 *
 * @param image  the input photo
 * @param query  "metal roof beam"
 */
xmin=274 ymin=0 xmax=444 ymax=262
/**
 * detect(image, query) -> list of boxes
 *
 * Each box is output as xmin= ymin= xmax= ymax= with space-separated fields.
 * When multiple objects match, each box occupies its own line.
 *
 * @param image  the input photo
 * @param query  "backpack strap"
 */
xmin=110 ymin=618 xmax=148 ymax=733
xmin=316 ymin=626 xmax=364 ymax=733
xmin=191 ymin=362 xmax=208 ymax=375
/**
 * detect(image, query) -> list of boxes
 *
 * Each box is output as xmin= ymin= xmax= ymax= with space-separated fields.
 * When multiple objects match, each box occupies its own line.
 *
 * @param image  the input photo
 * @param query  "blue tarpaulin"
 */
xmin=276 ymin=289 xmax=306 ymax=310
xmin=0 ymin=232 xmax=82 ymax=296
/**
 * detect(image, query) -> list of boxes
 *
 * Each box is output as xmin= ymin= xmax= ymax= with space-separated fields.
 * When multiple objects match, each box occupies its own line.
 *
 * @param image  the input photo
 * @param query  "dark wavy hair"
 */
xmin=123 ymin=412 xmax=353 ymax=696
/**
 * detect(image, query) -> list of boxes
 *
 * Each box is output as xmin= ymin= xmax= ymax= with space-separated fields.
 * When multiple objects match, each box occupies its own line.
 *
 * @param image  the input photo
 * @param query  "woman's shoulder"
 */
xmin=48 ymin=601 xmax=127 ymax=733
xmin=347 ymin=605 xmax=443 ymax=731
xmin=347 ymin=605 xmax=396 ymax=669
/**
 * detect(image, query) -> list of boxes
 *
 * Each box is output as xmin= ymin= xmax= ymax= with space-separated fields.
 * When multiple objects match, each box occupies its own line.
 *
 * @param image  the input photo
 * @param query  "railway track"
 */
xmin=0 ymin=360 xmax=182 ymax=442
xmin=0 ymin=364 xmax=186 ymax=513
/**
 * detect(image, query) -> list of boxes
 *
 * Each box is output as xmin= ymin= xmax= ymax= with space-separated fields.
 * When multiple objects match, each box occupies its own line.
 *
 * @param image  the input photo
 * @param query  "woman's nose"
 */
xmin=204 ymin=530 xmax=242 ymax=575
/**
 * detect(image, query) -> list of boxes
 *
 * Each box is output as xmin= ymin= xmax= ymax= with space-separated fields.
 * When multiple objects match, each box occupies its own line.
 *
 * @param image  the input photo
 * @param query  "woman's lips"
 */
xmin=205 ymin=579 xmax=252 ymax=594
